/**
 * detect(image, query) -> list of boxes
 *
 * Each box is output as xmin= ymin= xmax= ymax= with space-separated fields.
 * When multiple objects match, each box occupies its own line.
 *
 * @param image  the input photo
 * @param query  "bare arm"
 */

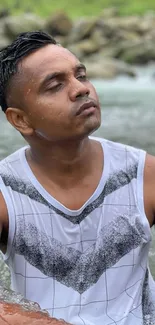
xmin=0 ymin=192 xmax=9 ymax=254
xmin=144 ymin=154 xmax=155 ymax=227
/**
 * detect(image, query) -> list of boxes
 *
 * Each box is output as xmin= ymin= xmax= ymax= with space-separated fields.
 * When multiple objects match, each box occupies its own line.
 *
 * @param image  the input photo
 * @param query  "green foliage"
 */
xmin=1 ymin=0 xmax=155 ymax=18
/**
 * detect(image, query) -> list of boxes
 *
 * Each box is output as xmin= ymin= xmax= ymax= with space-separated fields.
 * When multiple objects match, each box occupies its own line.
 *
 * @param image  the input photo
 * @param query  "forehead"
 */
xmin=20 ymin=44 xmax=80 ymax=79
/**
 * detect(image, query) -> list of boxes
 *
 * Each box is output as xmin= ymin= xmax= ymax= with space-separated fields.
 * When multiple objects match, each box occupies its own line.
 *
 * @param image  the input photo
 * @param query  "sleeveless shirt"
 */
xmin=0 ymin=136 xmax=155 ymax=325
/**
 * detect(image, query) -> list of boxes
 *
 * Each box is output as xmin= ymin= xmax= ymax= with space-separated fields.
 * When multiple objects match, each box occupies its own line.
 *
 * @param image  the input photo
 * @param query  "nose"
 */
xmin=69 ymin=78 xmax=90 ymax=101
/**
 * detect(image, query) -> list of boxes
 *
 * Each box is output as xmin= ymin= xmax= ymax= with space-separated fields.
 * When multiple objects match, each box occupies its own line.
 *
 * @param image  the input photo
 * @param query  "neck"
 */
xmin=26 ymin=137 xmax=101 ymax=185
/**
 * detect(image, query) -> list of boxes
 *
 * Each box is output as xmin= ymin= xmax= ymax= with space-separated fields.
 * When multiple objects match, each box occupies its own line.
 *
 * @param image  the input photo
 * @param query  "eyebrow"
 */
xmin=38 ymin=63 xmax=86 ymax=91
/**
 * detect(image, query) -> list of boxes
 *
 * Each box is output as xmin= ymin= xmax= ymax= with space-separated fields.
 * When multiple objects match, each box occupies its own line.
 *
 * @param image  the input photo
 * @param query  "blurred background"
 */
xmin=0 ymin=0 xmax=155 ymax=288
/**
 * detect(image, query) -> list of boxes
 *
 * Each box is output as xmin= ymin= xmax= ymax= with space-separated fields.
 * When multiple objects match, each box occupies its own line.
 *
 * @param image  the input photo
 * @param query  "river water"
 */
xmin=0 ymin=64 xmax=155 ymax=293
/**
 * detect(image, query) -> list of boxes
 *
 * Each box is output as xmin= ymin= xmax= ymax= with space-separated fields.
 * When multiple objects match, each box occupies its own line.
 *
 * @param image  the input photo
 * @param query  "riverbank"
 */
xmin=1 ymin=8 xmax=155 ymax=78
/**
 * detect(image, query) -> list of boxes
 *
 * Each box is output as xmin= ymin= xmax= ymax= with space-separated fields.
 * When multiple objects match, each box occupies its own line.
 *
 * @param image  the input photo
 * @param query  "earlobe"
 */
xmin=5 ymin=107 xmax=34 ymax=136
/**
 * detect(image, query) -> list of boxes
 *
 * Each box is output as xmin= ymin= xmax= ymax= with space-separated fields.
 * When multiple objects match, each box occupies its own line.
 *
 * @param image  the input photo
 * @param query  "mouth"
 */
xmin=76 ymin=100 xmax=97 ymax=116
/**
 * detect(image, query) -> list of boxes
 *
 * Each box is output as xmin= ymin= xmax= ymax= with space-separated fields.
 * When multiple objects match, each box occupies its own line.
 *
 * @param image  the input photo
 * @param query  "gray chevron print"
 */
xmin=14 ymin=214 xmax=145 ymax=294
xmin=142 ymin=269 xmax=155 ymax=324
xmin=1 ymin=163 xmax=137 ymax=224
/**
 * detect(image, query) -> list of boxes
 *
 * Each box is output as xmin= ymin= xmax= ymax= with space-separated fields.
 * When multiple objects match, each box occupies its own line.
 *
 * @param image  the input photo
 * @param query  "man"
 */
xmin=0 ymin=30 xmax=155 ymax=325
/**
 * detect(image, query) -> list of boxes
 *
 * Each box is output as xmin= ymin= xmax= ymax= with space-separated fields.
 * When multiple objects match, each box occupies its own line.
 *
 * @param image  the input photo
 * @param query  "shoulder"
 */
xmin=0 ymin=191 xmax=9 ymax=253
xmin=0 ymin=146 xmax=27 ymax=182
xmin=90 ymin=136 xmax=140 ymax=152
xmin=90 ymin=136 xmax=142 ymax=165
xmin=0 ymin=147 xmax=26 ymax=225
xmin=0 ymin=146 xmax=26 ymax=166
xmin=0 ymin=191 xmax=8 ymax=223
xmin=143 ymin=154 xmax=155 ymax=226
xmin=144 ymin=153 xmax=155 ymax=172
xmin=0 ymin=147 xmax=27 ymax=252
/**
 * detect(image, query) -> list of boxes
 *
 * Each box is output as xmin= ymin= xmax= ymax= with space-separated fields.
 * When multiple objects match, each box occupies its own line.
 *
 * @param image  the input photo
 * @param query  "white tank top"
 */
xmin=0 ymin=137 xmax=155 ymax=325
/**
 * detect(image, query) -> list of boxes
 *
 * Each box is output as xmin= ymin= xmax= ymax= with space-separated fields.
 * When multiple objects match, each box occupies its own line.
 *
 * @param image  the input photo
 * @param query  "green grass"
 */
xmin=1 ymin=0 xmax=155 ymax=19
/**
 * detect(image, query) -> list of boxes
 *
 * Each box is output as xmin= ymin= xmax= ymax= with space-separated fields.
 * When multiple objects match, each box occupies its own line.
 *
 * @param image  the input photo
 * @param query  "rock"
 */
xmin=54 ymin=36 xmax=68 ymax=47
xmin=114 ymin=30 xmax=140 ymax=42
xmin=86 ymin=46 xmax=121 ymax=60
xmin=0 ymin=36 xmax=10 ymax=50
xmin=97 ymin=16 xmax=143 ymax=38
xmin=106 ymin=16 xmax=142 ymax=33
xmin=0 ymin=18 xmax=7 ymax=35
xmin=68 ymin=38 xmax=101 ymax=58
xmin=91 ymin=27 xmax=110 ymax=47
xmin=0 ymin=19 xmax=11 ymax=49
xmin=0 ymin=8 xmax=10 ymax=19
xmin=76 ymin=39 xmax=100 ymax=54
xmin=145 ymin=28 xmax=155 ymax=41
xmin=139 ymin=12 xmax=155 ymax=34
xmin=96 ymin=19 xmax=120 ymax=40
xmin=66 ymin=44 xmax=83 ymax=60
xmin=119 ymin=40 xmax=155 ymax=64
xmin=45 ymin=11 xmax=73 ymax=36
xmin=68 ymin=18 xmax=97 ymax=43
xmin=0 ymin=300 xmax=71 ymax=325
xmin=0 ymin=284 xmax=41 ymax=310
xmin=0 ymin=10 xmax=155 ymax=75
xmin=4 ymin=14 xmax=45 ymax=39
xmin=83 ymin=57 xmax=136 ymax=79
xmin=0 ymin=285 xmax=71 ymax=325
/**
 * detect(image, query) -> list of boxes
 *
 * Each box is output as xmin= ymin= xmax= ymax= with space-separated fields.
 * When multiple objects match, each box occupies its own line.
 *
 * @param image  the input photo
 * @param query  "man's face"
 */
xmin=10 ymin=44 xmax=101 ymax=141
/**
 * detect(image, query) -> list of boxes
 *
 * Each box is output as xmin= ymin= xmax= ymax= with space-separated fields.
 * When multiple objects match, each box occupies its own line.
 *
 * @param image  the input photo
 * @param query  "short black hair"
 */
xmin=0 ymin=30 xmax=57 ymax=113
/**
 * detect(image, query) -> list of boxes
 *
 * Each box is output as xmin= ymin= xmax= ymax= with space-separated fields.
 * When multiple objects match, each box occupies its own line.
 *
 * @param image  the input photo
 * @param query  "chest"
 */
xmin=40 ymin=174 xmax=103 ymax=210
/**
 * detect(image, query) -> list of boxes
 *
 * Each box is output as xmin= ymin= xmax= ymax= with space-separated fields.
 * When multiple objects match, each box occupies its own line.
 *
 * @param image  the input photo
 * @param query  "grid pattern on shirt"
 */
xmin=12 ymin=209 xmax=151 ymax=325
xmin=1 ymin=143 xmax=155 ymax=325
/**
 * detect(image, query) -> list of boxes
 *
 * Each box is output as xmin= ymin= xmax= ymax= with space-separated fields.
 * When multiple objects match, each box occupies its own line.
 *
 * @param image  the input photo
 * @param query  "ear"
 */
xmin=5 ymin=107 xmax=34 ymax=136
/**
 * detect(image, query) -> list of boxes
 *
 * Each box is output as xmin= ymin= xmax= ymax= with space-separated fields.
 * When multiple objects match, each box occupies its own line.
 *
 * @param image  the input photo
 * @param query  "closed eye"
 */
xmin=77 ymin=75 xmax=87 ymax=81
xmin=46 ymin=83 xmax=62 ymax=91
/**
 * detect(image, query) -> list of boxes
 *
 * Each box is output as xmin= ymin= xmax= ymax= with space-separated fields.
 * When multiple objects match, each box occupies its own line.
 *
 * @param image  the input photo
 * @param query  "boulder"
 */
xmin=0 ymin=300 xmax=70 ymax=325
xmin=45 ymin=11 xmax=73 ymax=36
xmin=113 ymin=30 xmax=140 ymax=42
xmin=0 ymin=285 xmax=71 ymax=325
xmin=0 ymin=8 xmax=10 ymax=19
xmin=91 ymin=27 xmax=110 ymax=47
xmin=68 ymin=18 xmax=97 ymax=43
xmin=0 ymin=11 xmax=155 ymax=74
xmin=145 ymin=28 xmax=155 ymax=41
xmin=86 ymin=46 xmax=122 ymax=60
xmin=138 ymin=13 xmax=155 ymax=34
xmin=0 ymin=18 xmax=7 ymax=36
xmin=66 ymin=43 xmax=83 ymax=60
xmin=83 ymin=57 xmax=136 ymax=79
xmin=68 ymin=38 xmax=101 ymax=59
xmin=0 ymin=19 xmax=11 ymax=49
xmin=4 ymin=14 xmax=45 ymax=39
xmin=119 ymin=40 xmax=155 ymax=64
xmin=96 ymin=16 xmax=145 ymax=39
xmin=54 ymin=35 xmax=68 ymax=47
xmin=103 ymin=16 xmax=142 ymax=33
xmin=95 ymin=19 xmax=118 ymax=40
xmin=0 ymin=36 xmax=10 ymax=50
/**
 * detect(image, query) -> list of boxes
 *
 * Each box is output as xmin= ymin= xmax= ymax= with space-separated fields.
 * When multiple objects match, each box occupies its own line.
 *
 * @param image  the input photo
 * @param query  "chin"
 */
xmin=82 ymin=116 xmax=101 ymax=137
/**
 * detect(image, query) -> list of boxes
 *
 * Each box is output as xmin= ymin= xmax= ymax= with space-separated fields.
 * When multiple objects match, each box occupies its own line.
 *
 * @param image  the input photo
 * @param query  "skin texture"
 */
xmin=6 ymin=45 xmax=101 ymax=141
xmin=5 ymin=44 xmax=103 ymax=212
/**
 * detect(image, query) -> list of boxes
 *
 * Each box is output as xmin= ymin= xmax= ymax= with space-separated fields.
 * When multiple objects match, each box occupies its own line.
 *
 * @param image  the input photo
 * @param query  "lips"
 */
xmin=76 ymin=100 xmax=97 ymax=116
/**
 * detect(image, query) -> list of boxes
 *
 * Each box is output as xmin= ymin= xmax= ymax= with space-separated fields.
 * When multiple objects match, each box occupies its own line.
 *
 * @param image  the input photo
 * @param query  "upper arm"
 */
xmin=144 ymin=153 xmax=155 ymax=227
xmin=0 ymin=191 xmax=9 ymax=253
